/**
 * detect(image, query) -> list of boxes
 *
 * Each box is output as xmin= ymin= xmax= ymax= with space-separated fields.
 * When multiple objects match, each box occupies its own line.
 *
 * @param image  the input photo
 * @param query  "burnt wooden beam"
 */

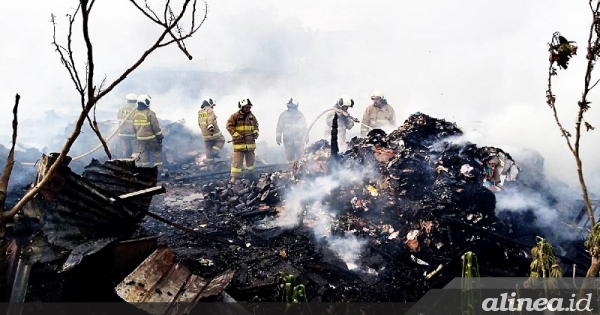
xmin=109 ymin=185 xmax=166 ymax=204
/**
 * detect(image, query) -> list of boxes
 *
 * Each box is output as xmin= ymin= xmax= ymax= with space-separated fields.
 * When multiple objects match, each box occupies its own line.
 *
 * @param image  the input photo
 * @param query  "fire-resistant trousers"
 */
xmin=283 ymin=140 xmax=303 ymax=169
xmin=204 ymin=136 xmax=225 ymax=164
xmin=136 ymin=139 xmax=163 ymax=167
xmin=118 ymin=137 xmax=136 ymax=158
xmin=230 ymin=150 xmax=255 ymax=182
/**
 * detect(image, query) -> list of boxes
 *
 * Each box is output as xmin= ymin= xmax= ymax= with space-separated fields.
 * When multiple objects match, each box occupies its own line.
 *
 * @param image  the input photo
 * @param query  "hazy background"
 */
xmin=1 ymin=0 xmax=599 ymax=194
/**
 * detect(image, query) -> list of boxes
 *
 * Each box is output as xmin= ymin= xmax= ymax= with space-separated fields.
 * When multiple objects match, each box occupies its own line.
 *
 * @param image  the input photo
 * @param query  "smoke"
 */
xmin=3 ymin=1 xmax=600 ymax=204
xmin=272 ymin=164 xmax=377 ymax=271
xmin=495 ymin=187 xmax=582 ymax=243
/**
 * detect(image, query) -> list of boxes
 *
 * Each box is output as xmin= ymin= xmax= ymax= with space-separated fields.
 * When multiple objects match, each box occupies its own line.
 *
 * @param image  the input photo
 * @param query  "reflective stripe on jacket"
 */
xmin=198 ymin=107 xmax=223 ymax=140
xmin=226 ymin=110 xmax=259 ymax=151
xmin=132 ymin=108 xmax=163 ymax=141
xmin=276 ymin=109 xmax=307 ymax=143
xmin=361 ymin=103 xmax=396 ymax=136
xmin=117 ymin=103 xmax=137 ymax=137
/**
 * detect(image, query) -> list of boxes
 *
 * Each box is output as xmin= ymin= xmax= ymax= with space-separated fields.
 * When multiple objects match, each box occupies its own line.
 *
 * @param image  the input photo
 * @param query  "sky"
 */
xmin=1 ymin=0 xmax=600 ymax=193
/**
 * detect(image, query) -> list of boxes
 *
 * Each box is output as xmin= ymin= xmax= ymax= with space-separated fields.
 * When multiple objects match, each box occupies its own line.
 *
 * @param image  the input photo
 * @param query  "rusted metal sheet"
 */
xmin=82 ymin=158 xmax=158 ymax=217
xmin=116 ymin=246 xmax=235 ymax=315
xmin=112 ymin=235 xmax=160 ymax=279
xmin=14 ymin=154 xmax=160 ymax=266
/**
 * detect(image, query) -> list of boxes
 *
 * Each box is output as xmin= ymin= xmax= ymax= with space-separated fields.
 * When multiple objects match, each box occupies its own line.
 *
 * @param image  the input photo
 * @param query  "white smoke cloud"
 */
xmin=2 ymin=0 xmax=599 ymax=194
xmin=495 ymin=186 xmax=582 ymax=242
xmin=271 ymin=164 xmax=378 ymax=270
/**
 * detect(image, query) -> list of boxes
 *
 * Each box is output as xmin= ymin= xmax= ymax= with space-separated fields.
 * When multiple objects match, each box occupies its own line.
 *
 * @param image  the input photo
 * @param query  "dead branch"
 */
xmin=131 ymin=0 xmax=208 ymax=59
xmin=546 ymin=1 xmax=599 ymax=228
xmin=3 ymin=0 xmax=205 ymax=219
xmin=547 ymin=1 xmax=600 ymax=278
xmin=0 ymin=94 xmax=20 ymax=210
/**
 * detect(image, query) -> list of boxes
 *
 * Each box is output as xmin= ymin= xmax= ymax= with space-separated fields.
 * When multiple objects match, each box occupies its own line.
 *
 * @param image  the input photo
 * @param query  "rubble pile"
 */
xmin=7 ymin=113 xmax=587 ymax=304
xmin=138 ymin=113 xmax=575 ymax=303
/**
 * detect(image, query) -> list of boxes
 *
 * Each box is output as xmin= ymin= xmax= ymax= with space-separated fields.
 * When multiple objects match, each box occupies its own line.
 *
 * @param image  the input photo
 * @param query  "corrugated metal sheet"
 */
xmin=116 ymin=246 xmax=235 ymax=315
xmin=82 ymin=158 xmax=157 ymax=219
xmin=14 ymin=153 xmax=158 ymax=265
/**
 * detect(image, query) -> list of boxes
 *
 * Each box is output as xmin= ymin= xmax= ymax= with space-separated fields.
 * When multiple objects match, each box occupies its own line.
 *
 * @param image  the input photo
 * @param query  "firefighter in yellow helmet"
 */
xmin=276 ymin=97 xmax=308 ymax=170
xmin=361 ymin=90 xmax=396 ymax=136
xmin=132 ymin=94 xmax=163 ymax=167
xmin=116 ymin=93 xmax=138 ymax=158
xmin=325 ymin=95 xmax=357 ymax=150
xmin=226 ymin=98 xmax=259 ymax=183
xmin=198 ymin=97 xmax=225 ymax=169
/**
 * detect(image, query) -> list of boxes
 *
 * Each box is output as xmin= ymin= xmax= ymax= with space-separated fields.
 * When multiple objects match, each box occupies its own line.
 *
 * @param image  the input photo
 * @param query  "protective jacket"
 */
xmin=361 ymin=103 xmax=396 ymax=136
xmin=132 ymin=107 xmax=163 ymax=141
xmin=117 ymin=103 xmax=137 ymax=137
xmin=198 ymin=106 xmax=223 ymax=140
xmin=226 ymin=110 xmax=259 ymax=151
xmin=276 ymin=109 xmax=308 ymax=143
xmin=325 ymin=107 xmax=355 ymax=142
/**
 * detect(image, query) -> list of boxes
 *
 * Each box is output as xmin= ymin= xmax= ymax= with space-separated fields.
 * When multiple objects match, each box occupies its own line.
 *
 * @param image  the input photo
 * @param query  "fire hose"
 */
xmin=21 ymin=110 xmax=135 ymax=166
xmin=302 ymin=108 xmax=373 ymax=145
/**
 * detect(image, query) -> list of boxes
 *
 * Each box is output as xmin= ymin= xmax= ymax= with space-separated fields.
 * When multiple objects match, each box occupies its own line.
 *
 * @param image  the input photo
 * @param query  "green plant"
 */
xmin=530 ymin=236 xmax=562 ymax=278
xmin=461 ymin=251 xmax=482 ymax=315
xmin=278 ymin=272 xmax=308 ymax=303
xmin=526 ymin=236 xmax=562 ymax=293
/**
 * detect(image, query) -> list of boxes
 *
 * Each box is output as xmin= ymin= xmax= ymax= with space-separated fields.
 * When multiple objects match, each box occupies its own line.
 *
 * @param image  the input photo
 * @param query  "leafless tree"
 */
xmin=0 ymin=0 xmax=207 ymax=255
xmin=546 ymin=0 xmax=600 ymax=276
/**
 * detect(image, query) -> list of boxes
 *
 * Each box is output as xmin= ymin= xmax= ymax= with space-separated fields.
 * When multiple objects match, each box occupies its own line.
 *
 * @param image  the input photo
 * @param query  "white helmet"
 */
xmin=337 ymin=95 xmax=354 ymax=107
xmin=125 ymin=93 xmax=137 ymax=103
xmin=371 ymin=90 xmax=385 ymax=99
xmin=137 ymin=94 xmax=151 ymax=107
xmin=287 ymin=97 xmax=299 ymax=107
xmin=238 ymin=98 xmax=252 ymax=108
xmin=202 ymin=97 xmax=215 ymax=108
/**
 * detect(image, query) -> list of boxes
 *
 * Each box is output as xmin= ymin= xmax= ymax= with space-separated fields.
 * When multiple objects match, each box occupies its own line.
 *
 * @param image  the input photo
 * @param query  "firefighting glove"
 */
xmin=157 ymin=137 xmax=163 ymax=144
xmin=254 ymin=133 xmax=259 ymax=140
xmin=276 ymin=138 xmax=281 ymax=145
xmin=207 ymin=124 xmax=215 ymax=133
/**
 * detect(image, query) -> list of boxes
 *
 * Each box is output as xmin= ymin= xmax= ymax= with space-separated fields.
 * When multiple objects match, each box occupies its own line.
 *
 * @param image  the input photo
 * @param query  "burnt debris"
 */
xmin=137 ymin=113 xmax=582 ymax=303
xmin=4 ymin=112 xmax=587 ymax=304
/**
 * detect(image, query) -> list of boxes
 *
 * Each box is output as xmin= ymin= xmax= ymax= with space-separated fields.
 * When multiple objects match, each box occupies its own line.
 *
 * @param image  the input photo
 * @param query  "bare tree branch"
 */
xmin=164 ymin=0 xmax=171 ymax=26
xmin=546 ymin=1 xmax=600 ymax=277
xmin=66 ymin=5 xmax=84 ymax=96
xmin=81 ymin=0 xmax=95 ymax=103
xmin=130 ymin=0 xmax=163 ymax=25
xmin=52 ymin=13 xmax=84 ymax=97
xmin=589 ymin=77 xmax=600 ymax=91
xmin=0 ymin=94 xmax=20 ymax=210
xmin=4 ymin=0 xmax=205 ymax=218
xmin=158 ymin=0 xmax=208 ymax=57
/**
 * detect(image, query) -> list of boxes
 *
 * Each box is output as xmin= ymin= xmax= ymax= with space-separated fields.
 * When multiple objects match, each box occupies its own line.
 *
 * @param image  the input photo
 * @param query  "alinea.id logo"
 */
xmin=482 ymin=292 xmax=593 ymax=312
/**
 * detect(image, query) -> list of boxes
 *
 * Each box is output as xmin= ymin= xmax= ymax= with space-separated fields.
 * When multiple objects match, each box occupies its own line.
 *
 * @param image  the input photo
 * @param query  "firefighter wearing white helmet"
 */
xmin=132 ymin=94 xmax=164 ymax=167
xmin=361 ymin=89 xmax=396 ymax=136
xmin=325 ymin=95 xmax=357 ymax=150
xmin=276 ymin=97 xmax=308 ymax=170
xmin=226 ymin=98 xmax=259 ymax=182
xmin=116 ymin=93 xmax=138 ymax=158
xmin=198 ymin=96 xmax=225 ymax=169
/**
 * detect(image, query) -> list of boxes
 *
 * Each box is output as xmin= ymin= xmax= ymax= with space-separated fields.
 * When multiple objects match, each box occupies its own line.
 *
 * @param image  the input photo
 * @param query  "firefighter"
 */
xmin=360 ymin=90 xmax=396 ymax=136
xmin=325 ymin=95 xmax=357 ymax=150
xmin=198 ymin=97 xmax=225 ymax=169
xmin=226 ymin=98 xmax=259 ymax=183
xmin=276 ymin=97 xmax=308 ymax=170
xmin=116 ymin=93 xmax=138 ymax=158
xmin=132 ymin=94 xmax=163 ymax=167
